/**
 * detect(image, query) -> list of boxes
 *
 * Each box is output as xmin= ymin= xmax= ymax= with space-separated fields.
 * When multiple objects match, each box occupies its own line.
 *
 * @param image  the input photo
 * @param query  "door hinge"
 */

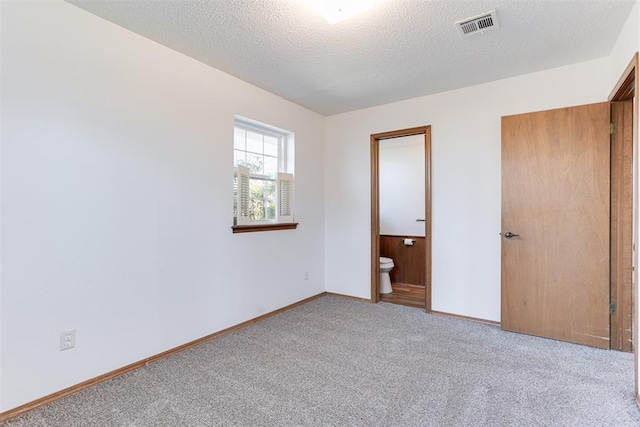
xmin=610 ymin=122 xmax=617 ymax=134
xmin=610 ymin=303 xmax=617 ymax=315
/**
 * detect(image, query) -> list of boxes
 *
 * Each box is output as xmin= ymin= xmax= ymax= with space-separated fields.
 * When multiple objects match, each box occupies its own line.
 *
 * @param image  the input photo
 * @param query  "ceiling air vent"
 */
xmin=455 ymin=10 xmax=499 ymax=38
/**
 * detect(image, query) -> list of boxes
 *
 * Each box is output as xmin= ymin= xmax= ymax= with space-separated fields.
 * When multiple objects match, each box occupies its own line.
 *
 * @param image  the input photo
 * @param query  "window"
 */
xmin=233 ymin=117 xmax=296 ymax=232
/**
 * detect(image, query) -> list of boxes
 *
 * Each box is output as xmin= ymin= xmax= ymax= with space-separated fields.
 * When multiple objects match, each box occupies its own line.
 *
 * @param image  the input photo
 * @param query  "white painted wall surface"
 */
xmin=325 ymin=57 xmax=612 ymax=320
xmin=379 ymin=136 xmax=425 ymax=237
xmin=610 ymin=0 xmax=639 ymax=89
xmin=0 ymin=0 xmax=4 ymax=412
xmin=0 ymin=1 xmax=325 ymax=411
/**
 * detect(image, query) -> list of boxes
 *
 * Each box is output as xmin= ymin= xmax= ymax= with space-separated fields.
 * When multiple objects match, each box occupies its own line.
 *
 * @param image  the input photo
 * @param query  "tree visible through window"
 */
xmin=233 ymin=117 xmax=294 ymax=226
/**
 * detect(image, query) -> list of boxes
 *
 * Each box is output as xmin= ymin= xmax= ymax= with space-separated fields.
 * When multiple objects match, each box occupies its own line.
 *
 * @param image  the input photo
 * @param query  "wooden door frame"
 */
xmin=608 ymin=52 xmax=638 ymax=404
xmin=371 ymin=126 xmax=432 ymax=311
xmin=610 ymin=96 xmax=634 ymax=352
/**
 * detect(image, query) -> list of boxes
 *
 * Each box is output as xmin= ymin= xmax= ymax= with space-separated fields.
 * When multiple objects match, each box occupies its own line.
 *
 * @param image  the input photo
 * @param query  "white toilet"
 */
xmin=379 ymin=257 xmax=394 ymax=294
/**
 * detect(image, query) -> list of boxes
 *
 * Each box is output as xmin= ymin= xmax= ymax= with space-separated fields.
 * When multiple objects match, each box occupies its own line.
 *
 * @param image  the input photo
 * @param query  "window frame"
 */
xmin=232 ymin=117 xmax=297 ymax=233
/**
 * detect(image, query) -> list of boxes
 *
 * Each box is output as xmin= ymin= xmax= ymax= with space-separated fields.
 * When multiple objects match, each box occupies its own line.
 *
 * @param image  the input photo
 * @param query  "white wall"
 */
xmin=610 ymin=0 xmax=639 ymax=89
xmin=0 ymin=0 xmax=325 ymax=412
xmin=0 ymin=0 xmax=4 ymax=412
xmin=379 ymin=135 xmax=425 ymax=237
xmin=325 ymin=57 xmax=612 ymax=320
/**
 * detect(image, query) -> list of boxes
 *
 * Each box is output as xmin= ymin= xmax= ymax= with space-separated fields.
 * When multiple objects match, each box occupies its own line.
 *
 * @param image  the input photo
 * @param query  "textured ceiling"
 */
xmin=65 ymin=0 xmax=636 ymax=116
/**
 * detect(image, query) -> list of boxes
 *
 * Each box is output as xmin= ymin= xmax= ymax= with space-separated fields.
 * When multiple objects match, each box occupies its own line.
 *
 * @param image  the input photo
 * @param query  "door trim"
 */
xmin=609 ymin=52 xmax=638 ymax=404
xmin=610 ymin=100 xmax=633 ymax=351
xmin=370 ymin=126 xmax=432 ymax=311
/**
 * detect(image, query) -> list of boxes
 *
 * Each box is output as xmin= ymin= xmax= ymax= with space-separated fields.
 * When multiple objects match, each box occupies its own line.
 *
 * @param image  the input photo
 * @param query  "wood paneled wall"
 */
xmin=380 ymin=235 xmax=425 ymax=286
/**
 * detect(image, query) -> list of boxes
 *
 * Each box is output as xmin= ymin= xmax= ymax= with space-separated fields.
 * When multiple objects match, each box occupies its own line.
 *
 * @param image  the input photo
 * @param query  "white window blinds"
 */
xmin=277 ymin=172 xmax=294 ymax=223
xmin=236 ymin=165 xmax=251 ymax=225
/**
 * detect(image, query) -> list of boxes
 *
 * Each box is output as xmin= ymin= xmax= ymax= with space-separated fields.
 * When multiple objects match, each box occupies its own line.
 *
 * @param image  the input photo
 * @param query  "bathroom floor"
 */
xmin=379 ymin=283 xmax=425 ymax=308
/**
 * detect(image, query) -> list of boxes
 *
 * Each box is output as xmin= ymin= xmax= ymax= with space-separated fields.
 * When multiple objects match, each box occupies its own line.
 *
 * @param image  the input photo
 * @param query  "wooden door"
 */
xmin=501 ymin=102 xmax=610 ymax=349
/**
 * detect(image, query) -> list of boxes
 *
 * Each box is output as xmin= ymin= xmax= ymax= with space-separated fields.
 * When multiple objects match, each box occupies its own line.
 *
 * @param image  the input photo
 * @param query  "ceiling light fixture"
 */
xmin=311 ymin=0 xmax=375 ymax=25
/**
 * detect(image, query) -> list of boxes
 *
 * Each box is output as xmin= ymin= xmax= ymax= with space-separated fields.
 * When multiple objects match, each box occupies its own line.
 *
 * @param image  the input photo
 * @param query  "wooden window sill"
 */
xmin=232 ymin=223 xmax=298 ymax=233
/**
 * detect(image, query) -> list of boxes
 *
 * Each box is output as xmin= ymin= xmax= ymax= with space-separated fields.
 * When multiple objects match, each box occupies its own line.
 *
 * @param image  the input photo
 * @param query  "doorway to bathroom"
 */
xmin=370 ymin=126 xmax=432 ymax=310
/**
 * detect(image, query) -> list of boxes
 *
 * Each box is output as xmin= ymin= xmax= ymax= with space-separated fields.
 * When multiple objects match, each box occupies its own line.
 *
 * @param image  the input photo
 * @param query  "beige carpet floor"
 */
xmin=3 ymin=295 xmax=640 ymax=426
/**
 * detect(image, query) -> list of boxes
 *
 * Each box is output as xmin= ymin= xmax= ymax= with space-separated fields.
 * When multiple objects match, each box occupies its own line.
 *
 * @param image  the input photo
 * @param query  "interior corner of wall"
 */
xmin=0 ymin=290 xmax=3 ymax=413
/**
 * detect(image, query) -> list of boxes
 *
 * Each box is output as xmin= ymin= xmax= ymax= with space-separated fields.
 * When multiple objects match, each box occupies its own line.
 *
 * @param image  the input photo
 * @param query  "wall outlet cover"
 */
xmin=60 ymin=330 xmax=76 ymax=351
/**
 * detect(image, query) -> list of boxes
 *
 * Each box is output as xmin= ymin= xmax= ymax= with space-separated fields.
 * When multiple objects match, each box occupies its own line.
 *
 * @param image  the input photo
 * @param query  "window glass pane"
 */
xmin=264 ymin=180 xmax=276 ymax=220
xmin=233 ymin=149 xmax=245 ymax=167
xmin=263 ymin=155 xmax=277 ymax=177
xmin=246 ymin=131 xmax=263 ymax=154
xmin=246 ymin=153 xmax=263 ymax=174
xmin=248 ymin=178 xmax=276 ymax=221
xmin=264 ymin=136 xmax=278 ymax=156
xmin=249 ymin=179 xmax=265 ymax=220
xmin=234 ymin=128 xmax=246 ymax=150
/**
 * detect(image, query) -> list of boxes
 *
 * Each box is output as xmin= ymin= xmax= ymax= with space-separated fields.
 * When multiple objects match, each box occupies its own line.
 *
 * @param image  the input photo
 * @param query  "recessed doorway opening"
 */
xmin=370 ymin=126 xmax=432 ymax=310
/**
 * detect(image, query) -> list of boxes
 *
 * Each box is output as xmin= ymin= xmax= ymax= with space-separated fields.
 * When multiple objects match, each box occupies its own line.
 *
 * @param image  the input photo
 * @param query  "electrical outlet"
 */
xmin=60 ymin=330 xmax=76 ymax=351
xmin=304 ymin=271 xmax=309 ymax=281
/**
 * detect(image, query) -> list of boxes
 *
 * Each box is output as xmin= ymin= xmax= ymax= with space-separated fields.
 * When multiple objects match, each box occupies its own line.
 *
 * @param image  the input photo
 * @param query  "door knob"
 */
xmin=504 ymin=231 xmax=519 ymax=238
xmin=416 ymin=219 xmax=426 ymax=222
